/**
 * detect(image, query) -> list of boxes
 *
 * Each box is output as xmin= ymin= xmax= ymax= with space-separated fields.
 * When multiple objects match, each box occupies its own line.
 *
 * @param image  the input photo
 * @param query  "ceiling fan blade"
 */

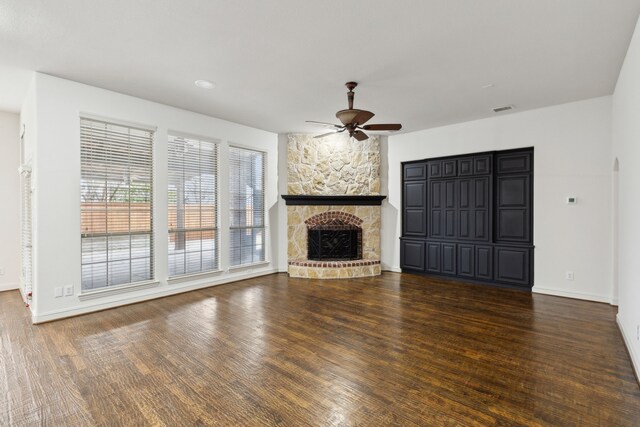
xmin=306 ymin=120 xmax=343 ymax=129
xmin=352 ymin=110 xmax=375 ymax=126
xmin=352 ymin=130 xmax=369 ymax=141
xmin=314 ymin=131 xmax=338 ymax=139
xmin=314 ymin=128 xmax=346 ymax=139
xmin=362 ymin=123 xmax=402 ymax=131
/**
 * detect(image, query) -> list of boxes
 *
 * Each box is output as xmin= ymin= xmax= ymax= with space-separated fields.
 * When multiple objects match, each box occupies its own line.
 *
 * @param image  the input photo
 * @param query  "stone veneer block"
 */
xmin=287 ymin=134 xmax=380 ymax=196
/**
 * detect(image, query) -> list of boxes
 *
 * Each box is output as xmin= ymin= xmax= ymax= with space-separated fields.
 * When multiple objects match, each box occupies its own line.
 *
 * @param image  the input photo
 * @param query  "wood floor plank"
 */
xmin=0 ymin=272 xmax=639 ymax=426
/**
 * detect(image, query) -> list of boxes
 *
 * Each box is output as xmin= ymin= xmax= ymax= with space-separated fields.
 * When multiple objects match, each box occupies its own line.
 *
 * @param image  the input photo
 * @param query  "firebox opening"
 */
xmin=307 ymin=227 xmax=362 ymax=261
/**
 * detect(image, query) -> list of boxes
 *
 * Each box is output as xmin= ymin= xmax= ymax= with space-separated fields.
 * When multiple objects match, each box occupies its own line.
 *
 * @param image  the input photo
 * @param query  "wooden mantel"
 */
xmin=281 ymin=195 xmax=387 ymax=206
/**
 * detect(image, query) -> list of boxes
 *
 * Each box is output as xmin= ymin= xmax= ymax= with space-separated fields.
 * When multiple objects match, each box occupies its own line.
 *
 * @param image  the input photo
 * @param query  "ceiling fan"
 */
xmin=307 ymin=82 xmax=402 ymax=141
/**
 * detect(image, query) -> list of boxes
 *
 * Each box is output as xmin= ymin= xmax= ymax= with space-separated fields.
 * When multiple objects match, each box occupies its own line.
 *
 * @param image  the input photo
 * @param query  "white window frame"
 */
xmin=228 ymin=144 xmax=268 ymax=269
xmin=79 ymin=115 xmax=157 ymax=295
xmin=167 ymin=132 xmax=221 ymax=279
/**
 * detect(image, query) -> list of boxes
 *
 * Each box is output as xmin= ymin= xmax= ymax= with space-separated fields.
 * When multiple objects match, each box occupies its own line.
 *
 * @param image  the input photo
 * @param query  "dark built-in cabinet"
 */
xmin=400 ymin=148 xmax=534 ymax=289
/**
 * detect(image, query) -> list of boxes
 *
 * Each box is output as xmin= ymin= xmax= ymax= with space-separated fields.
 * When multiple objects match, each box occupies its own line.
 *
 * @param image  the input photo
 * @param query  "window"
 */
xmin=168 ymin=134 xmax=219 ymax=276
xmin=80 ymin=118 xmax=154 ymax=290
xmin=229 ymin=147 xmax=266 ymax=266
xmin=20 ymin=166 xmax=33 ymax=304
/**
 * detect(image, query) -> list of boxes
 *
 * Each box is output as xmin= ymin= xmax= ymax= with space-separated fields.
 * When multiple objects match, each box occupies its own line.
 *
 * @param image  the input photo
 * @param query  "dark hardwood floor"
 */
xmin=1 ymin=273 xmax=639 ymax=426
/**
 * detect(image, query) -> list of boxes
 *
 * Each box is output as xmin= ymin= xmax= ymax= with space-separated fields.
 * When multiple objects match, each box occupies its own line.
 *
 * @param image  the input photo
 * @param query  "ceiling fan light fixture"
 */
xmin=336 ymin=109 xmax=373 ymax=125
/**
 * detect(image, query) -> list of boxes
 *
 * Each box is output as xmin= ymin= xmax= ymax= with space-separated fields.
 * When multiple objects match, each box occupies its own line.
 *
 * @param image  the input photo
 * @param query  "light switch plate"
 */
xmin=54 ymin=287 xmax=63 ymax=298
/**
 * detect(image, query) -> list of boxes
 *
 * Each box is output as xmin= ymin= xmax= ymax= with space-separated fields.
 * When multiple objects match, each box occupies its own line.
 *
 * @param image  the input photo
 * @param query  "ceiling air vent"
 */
xmin=493 ymin=104 xmax=515 ymax=113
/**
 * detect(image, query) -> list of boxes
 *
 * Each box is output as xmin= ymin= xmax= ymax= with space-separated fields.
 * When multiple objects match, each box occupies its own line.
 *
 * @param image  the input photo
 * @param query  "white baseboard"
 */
xmin=617 ymin=314 xmax=640 ymax=385
xmin=0 ymin=282 xmax=19 ymax=293
xmin=382 ymin=266 xmax=402 ymax=273
xmin=31 ymin=269 xmax=279 ymax=324
xmin=532 ymin=286 xmax=612 ymax=304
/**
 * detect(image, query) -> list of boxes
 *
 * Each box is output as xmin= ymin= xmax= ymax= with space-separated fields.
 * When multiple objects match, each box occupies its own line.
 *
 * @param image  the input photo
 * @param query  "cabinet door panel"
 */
xmin=458 ymin=244 xmax=474 ymax=278
xmin=496 ymin=175 xmax=530 ymax=243
xmin=429 ymin=181 xmax=443 ymax=238
xmin=443 ymin=160 xmax=457 ymax=177
xmin=495 ymin=246 xmax=530 ymax=286
xmin=458 ymin=179 xmax=473 ymax=240
xmin=497 ymin=210 xmax=528 ymax=240
xmin=459 ymin=179 xmax=472 ymax=209
xmin=459 ymin=210 xmax=472 ymax=239
xmin=403 ymin=181 xmax=427 ymax=236
xmin=400 ymin=240 xmax=425 ymax=271
xmin=443 ymin=180 xmax=457 ymax=239
xmin=442 ymin=243 xmax=456 ymax=275
xmin=426 ymin=242 xmax=441 ymax=273
xmin=496 ymin=152 xmax=531 ymax=174
xmin=404 ymin=163 xmax=426 ymax=181
xmin=445 ymin=180 xmax=456 ymax=208
xmin=497 ymin=175 xmax=527 ymax=206
xmin=404 ymin=181 xmax=425 ymax=207
xmin=458 ymin=158 xmax=474 ymax=176
xmin=475 ymin=245 xmax=493 ymax=280
xmin=430 ymin=181 xmax=442 ymax=208
xmin=474 ymin=178 xmax=489 ymax=209
xmin=474 ymin=155 xmax=492 ymax=175
xmin=444 ymin=210 xmax=456 ymax=238
xmin=474 ymin=210 xmax=488 ymax=240
xmin=430 ymin=211 xmax=442 ymax=237
xmin=404 ymin=210 xmax=426 ymax=235
xmin=429 ymin=162 xmax=442 ymax=178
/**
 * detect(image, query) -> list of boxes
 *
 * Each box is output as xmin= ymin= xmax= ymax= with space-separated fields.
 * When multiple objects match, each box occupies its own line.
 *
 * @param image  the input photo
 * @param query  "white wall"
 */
xmin=277 ymin=133 xmax=288 ymax=272
xmin=0 ymin=111 xmax=20 ymax=292
xmin=25 ymin=73 xmax=279 ymax=322
xmin=612 ymin=16 xmax=640 ymax=379
xmin=384 ymin=96 xmax=613 ymax=303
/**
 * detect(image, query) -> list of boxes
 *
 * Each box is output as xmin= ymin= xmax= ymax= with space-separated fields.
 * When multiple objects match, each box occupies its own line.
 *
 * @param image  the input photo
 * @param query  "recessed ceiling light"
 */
xmin=195 ymin=79 xmax=215 ymax=89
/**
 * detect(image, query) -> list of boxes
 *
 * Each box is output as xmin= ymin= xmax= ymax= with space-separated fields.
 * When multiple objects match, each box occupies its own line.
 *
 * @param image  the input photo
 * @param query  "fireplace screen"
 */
xmin=307 ymin=226 xmax=362 ymax=261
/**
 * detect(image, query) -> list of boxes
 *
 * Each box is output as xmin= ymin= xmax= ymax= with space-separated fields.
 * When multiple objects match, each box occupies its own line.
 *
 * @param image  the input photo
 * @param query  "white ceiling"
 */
xmin=1 ymin=1 xmax=639 ymax=134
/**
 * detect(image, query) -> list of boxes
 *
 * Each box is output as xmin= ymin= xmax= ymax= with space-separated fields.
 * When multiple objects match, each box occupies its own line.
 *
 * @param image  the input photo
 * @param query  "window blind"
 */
xmin=80 ymin=117 xmax=154 ymax=290
xmin=168 ymin=135 xmax=219 ymax=276
xmin=229 ymin=147 xmax=266 ymax=266
xmin=20 ymin=168 xmax=33 ymax=305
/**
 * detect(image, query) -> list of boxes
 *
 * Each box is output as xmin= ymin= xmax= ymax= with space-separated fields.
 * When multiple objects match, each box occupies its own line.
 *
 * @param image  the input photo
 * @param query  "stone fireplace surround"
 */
xmin=285 ymin=134 xmax=383 ymax=279
xmin=283 ymin=196 xmax=384 ymax=279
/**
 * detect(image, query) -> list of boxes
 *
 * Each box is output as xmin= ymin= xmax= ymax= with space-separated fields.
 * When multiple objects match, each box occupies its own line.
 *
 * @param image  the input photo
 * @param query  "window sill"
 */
xmin=167 ymin=269 xmax=223 ymax=284
xmin=228 ymin=260 xmax=271 ymax=271
xmin=78 ymin=280 xmax=160 ymax=301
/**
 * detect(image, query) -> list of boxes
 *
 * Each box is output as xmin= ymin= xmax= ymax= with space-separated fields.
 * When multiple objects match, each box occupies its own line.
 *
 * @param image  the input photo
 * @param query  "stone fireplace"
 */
xmin=284 ymin=134 xmax=383 ymax=279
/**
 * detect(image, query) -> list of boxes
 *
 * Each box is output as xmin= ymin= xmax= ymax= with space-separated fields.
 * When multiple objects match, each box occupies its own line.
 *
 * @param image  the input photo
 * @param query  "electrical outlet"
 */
xmin=566 ymin=271 xmax=574 ymax=281
xmin=0 ymin=267 xmax=4 ymax=276
xmin=54 ymin=287 xmax=63 ymax=298
xmin=64 ymin=285 xmax=74 ymax=296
